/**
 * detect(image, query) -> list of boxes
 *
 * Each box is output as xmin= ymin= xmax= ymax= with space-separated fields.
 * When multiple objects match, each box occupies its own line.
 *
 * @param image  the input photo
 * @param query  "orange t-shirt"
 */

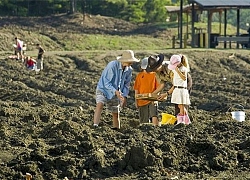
xmin=134 ymin=71 xmax=160 ymax=107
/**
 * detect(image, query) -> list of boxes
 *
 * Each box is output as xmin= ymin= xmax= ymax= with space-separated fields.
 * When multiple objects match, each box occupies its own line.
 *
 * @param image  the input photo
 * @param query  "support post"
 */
xmin=180 ymin=0 xmax=183 ymax=48
xmin=229 ymin=35 xmax=232 ymax=49
xmin=207 ymin=10 xmax=213 ymax=48
xmin=219 ymin=11 xmax=222 ymax=35
xmin=199 ymin=33 xmax=203 ymax=48
xmin=186 ymin=13 xmax=189 ymax=39
xmin=184 ymin=34 xmax=187 ymax=48
xmin=172 ymin=36 xmax=175 ymax=49
xmin=177 ymin=14 xmax=180 ymax=39
xmin=224 ymin=9 xmax=227 ymax=49
xmin=236 ymin=9 xmax=240 ymax=49
xmin=204 ymin=33 xmax=208 ymax=48
xmin=191 ymin=2 xmax=195 ymax=48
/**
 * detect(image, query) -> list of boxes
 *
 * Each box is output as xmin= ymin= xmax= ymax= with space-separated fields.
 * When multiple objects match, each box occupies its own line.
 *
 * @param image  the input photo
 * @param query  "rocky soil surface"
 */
xmin=0 ymin=13 xmax=250 ymax=180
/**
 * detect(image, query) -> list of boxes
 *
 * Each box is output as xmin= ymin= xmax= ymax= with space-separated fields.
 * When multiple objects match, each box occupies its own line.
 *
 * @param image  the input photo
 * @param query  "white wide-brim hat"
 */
xmin=117 ymin=50 xmax=140 ymax=63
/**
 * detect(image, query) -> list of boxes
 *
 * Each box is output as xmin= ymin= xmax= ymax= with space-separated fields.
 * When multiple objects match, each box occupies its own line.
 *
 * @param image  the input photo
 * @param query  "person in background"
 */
xmin=36 ymin=44 xmax=45 ymax=72
xmin=22 ymin=44 xmax=27 ymax=56
xmin=134 ymin=57 xmax=160 ymax=126
xmin=25 ymin=56 xmax=37 ymax=70
xmin=93 ymin=50 xmax=140 ymax=130
xmin=15 ymin=37 xmax=24 ymax=61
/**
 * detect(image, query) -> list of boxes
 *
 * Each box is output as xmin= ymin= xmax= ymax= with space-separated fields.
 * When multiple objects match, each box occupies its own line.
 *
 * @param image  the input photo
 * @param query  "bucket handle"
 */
xmin=227 ymin=104 xmax=244 ymax=113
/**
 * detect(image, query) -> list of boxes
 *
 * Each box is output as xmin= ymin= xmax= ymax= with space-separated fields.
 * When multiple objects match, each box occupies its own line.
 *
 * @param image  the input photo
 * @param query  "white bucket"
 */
xmin=231 ymin=111 xmax=245 ymax=122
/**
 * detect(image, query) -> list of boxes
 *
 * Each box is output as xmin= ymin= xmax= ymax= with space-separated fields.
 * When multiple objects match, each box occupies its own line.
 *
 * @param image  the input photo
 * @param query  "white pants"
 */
xmin=36 ymin=58 xmax=43 ymax=70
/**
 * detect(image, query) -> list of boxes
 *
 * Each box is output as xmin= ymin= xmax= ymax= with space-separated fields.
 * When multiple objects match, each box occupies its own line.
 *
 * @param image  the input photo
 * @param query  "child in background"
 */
xmin=134 ymin=57 xmax=160 ymax=126
xmin=167 ymin=54 xmax=191 ymax=125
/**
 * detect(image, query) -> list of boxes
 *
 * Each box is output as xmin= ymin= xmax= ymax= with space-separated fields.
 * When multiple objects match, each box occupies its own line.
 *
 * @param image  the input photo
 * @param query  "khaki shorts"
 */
xmin=138 ymin=102 xmax=158 ymax=123
xmin=96 ymin=90 xmax=120 ymax=113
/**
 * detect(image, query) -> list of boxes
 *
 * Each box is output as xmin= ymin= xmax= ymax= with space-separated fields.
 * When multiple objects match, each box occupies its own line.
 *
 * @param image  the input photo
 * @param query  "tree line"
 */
xmin=0 ymin=0 xmax=249 ymax=29
xmin=0 ymin=0 xmax=172 ymax=23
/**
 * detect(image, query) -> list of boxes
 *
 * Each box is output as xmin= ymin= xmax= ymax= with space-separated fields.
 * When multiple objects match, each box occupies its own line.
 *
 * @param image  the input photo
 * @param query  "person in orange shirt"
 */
xmin=134 ymin=57 xmax=160 ymax=126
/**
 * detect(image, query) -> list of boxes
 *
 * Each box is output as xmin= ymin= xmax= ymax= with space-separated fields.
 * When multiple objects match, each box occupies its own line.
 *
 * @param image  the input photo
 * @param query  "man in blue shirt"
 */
xmin=93 ymin=50 xmax=139 ymax=129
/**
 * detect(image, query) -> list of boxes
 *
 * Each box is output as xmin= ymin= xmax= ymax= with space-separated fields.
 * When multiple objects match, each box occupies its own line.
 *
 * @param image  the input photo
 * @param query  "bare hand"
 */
xmin=116 ymin=90 xmax=123 ymax=101
xmin=157 ymin=93 xmax=167 ymax=101
xmin=120 ymin=97 xmax=127 ymax=108
xmin=135 ymin=101 xmax=138 ymax=109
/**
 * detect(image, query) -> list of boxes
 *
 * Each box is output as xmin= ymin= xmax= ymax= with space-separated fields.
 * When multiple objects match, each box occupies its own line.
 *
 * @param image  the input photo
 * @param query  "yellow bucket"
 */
xmin=161 ymin=113 xmax=177 ymax=125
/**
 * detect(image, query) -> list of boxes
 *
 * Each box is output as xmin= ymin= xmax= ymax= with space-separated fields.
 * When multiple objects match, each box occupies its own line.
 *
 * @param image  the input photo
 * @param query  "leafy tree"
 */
xmin=144 ymin=0 xmax=171 ymax=22
xmin=121 ymin=0 xmax=146 ymax=22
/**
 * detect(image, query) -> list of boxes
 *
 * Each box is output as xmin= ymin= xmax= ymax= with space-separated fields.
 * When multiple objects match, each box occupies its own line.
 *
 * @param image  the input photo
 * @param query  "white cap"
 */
xmin=141 ymin=57 xmax=148 ymax=69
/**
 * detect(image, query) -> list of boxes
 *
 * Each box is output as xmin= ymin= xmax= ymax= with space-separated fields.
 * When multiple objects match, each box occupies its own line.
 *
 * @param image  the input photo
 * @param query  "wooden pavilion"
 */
xmin=166 ymin=0 xmax=250 ymax=48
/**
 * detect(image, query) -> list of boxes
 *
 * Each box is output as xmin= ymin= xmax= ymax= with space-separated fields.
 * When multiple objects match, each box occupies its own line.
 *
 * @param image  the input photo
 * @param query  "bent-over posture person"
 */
xmin=93 ymin=50 xmax=140 ymax=130
xmin=25 ymin=56 xmax=37 ymax=70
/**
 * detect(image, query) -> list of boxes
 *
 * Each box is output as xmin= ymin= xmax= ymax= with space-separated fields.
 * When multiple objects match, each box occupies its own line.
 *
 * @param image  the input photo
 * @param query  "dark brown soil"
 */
xmin=0 ymin=14 xmax=250 ymax=180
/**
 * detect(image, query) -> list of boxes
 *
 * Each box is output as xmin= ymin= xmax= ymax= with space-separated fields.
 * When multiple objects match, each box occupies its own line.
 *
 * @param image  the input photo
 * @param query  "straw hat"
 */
xmin=117 ymin=50 xmax=139 ymax=62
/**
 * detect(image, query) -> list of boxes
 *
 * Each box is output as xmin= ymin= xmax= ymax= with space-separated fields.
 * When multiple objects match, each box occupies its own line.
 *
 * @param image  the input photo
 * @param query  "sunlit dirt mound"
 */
xmin=0 ymin=13 xmax=138 ymax=34
xmin=0 ymin=13 xmax=173 ymax=52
